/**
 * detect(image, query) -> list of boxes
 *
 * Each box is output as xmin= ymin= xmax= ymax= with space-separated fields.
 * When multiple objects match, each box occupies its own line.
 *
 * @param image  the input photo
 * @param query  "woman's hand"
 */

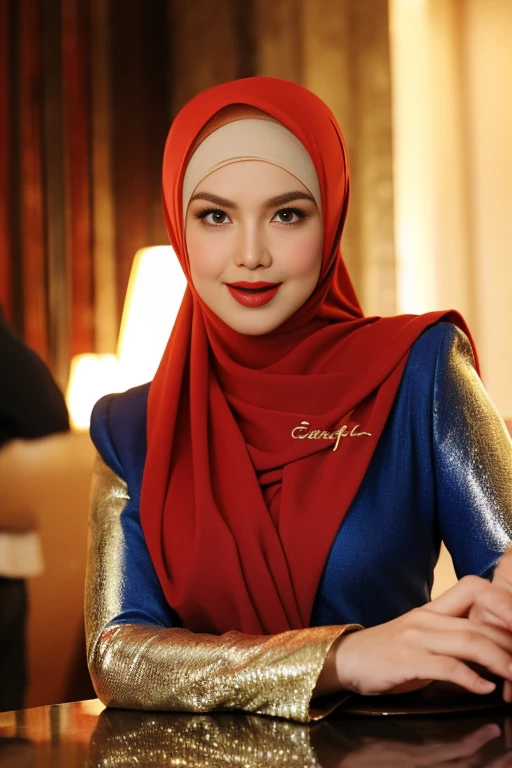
xmin=470 ymin=543 xmax=512 ymax=702
xmin=315 ymin=575 xmax=512 ymax=698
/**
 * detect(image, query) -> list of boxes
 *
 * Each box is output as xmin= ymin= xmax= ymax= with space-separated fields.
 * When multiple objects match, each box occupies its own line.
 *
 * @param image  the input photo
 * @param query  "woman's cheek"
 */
xmin=188 ymin=234 xmax=227 ymax=282
xmin=281 ymin=232 xmax=323 ymax=279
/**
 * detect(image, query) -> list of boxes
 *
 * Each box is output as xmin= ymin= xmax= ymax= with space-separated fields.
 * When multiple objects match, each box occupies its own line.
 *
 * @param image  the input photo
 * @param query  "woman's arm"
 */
xmin=317 ymin=325 xmax=512 ymax=699
xmin=430 ymin=325 xmax=512 ymax=699
xmin=85 ymin=454 xmax=360 ymax=721
xmin=87 ymin=453 xmax=512 ymax=708
xmin=430 ymin=327 xmax=512 ymax=700
xmin=433 ymin=326 xmax=512 ymax=580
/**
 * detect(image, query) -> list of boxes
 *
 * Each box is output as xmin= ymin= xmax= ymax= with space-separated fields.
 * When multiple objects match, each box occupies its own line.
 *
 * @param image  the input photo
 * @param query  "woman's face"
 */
xmin=185 ymin=160 xmax=323 ymax=335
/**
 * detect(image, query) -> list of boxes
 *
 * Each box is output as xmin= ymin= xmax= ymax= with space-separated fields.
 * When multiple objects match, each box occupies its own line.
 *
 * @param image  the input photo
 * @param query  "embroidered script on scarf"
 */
xmin=291 ymin=421 xmax=372 ymax=452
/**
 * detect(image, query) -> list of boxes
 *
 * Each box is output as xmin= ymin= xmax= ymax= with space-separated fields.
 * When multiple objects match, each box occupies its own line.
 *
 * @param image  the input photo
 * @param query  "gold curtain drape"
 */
xmin=0 ymin=0 xmax=394 ymax=387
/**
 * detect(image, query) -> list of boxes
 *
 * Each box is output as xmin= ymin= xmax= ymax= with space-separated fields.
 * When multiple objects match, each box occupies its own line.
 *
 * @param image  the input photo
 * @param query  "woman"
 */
xmin=86 ymin=77 xmax=512 ymax=722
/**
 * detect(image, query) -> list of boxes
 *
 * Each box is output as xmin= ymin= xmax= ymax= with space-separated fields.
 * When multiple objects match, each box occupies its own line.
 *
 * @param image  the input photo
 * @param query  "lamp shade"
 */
xmin=66 ymin=354 xmax=121 ymax=430
xmin=116 ymin=246 xmax=186 ymax=390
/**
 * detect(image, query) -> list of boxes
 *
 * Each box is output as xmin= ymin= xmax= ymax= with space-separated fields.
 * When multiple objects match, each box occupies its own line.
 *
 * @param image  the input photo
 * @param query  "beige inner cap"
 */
xmin=182 ymin=118 xmax=322 ymax=215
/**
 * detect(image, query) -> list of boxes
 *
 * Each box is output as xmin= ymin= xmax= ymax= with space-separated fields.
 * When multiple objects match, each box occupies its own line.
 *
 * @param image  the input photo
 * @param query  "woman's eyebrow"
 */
xmin=189 ymin=191 xmax=316 ymax=208
xmin=265 ymin=191 xmax=316 ymax=207
xmin=189 ymin=192 xmax=236 ymax=207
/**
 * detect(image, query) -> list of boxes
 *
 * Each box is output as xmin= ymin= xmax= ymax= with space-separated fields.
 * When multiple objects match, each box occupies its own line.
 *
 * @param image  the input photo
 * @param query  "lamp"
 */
xmin=116 ymin=246 xmax=186 ymax=390
xmin=66 ymin=245 xmax=186 ymax=430
xmin=66 ymin=354 xmax=121 ymax=431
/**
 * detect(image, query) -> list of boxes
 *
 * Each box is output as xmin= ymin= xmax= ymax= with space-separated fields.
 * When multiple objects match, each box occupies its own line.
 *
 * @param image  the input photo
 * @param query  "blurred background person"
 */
xmin=0 ymin=304 xmax=69 ymax=712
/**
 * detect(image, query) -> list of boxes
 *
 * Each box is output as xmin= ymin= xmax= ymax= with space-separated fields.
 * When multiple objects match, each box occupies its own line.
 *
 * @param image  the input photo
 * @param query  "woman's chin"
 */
xmin=212 ymin=306 xmax=287 ymax=336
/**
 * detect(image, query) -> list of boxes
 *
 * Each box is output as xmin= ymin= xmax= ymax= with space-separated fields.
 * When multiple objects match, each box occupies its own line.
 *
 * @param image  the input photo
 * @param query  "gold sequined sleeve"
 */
xmin=85 ymin=454 xmax=360 ymax=722
xmin=435 ymin=326 xmax=512 ymax=576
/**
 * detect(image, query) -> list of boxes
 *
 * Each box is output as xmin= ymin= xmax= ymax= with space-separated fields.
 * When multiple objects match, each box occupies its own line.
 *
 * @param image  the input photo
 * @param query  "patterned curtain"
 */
xmin=0 ymin=0 xmax=394 ymax=388
xmin=0 ymin=0 xmax=172 ymax=387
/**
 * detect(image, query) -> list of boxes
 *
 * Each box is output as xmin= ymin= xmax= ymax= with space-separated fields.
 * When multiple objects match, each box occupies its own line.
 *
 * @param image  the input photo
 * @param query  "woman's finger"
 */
xmin=474 ymin=622 xmax=512 ymax=655
xmin=416 ymin=628 xmax=512 ymax=681
xmin=414 ymin=653 xmax=496 ymax=695
xmin=470 ymin=605 xmax=509 ymax=630
xmin=414 ymin=611 xmax=512 ymax=654
xmin=426 ymin=575 xmax=512 ymax=628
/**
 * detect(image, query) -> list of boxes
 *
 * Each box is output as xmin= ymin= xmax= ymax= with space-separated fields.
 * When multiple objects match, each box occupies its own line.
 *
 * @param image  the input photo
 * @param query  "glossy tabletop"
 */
xmin=2 ymin=697 xmax=512 ymax=767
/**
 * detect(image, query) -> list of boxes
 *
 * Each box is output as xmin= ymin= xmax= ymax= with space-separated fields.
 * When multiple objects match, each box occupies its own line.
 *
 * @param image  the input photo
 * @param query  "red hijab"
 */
xmin=141 ymin=77 xmax=474 ymax=635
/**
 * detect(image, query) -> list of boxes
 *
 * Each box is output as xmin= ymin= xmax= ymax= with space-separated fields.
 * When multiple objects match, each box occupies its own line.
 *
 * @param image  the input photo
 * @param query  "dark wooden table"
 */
xmin=2 ymin=698 xmax=512 ymax=767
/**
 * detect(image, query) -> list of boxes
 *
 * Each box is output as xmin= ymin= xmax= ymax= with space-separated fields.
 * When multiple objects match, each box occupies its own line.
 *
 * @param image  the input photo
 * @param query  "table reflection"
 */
xmin=0 ymin=740 xmax=35 ymax=768
xmin=2 ymin=701 xmax=512 ymax=767
xmin=88 ymin=711 xmax=319 ymax=766
xmin=87 ymin=708 xmax=512 ymax=768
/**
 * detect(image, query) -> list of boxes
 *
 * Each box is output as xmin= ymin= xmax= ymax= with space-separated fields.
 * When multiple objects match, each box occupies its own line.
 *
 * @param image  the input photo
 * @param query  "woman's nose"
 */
xmin=234 ymin=222 xmax=272 ymax=269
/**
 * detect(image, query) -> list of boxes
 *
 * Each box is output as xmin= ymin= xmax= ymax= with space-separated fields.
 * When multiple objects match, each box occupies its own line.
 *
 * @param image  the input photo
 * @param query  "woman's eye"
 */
xmin=272 ymin=208 xmax=306 ymax=224
xmin=208 ymin=211 xmax=228 ymax=225
xmin=196 ymin=209 xmax=229 ymax=226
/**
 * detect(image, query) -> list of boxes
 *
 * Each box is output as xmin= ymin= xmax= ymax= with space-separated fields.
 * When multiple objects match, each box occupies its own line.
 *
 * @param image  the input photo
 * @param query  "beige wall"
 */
xmin=390 ymin=0 xmax=512 ymax=417
xmin=300 ymin=0 xmax=396 ymax=317
xmin=463 ymin=0 xmax=512 ymax=417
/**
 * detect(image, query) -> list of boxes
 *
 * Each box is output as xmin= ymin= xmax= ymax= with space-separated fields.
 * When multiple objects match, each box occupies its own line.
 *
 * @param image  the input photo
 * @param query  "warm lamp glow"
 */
xmin=389 ymin=0 xmax=436 ymax=314
xmin=66 ymin=354 xmax=121 ymax=430
xmin=66 ymin=248 xmax=186 ymax=429
xmin=117 ymin=246 xmax=186 ymax=389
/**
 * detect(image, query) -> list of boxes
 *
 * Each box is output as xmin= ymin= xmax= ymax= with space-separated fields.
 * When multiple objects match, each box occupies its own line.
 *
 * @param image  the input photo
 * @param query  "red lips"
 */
xmin=228 ymin=281 xmax=280 ymax=290
xmin=226 ymin=281 xmax=282 ymax=308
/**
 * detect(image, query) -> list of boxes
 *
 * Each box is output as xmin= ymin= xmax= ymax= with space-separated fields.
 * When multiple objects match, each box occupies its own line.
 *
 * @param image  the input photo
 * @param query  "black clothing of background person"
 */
xmin=0 ymin=306 xmax=69 ymax=448
xmin=0 ymin=304 xmax=70 ymax=712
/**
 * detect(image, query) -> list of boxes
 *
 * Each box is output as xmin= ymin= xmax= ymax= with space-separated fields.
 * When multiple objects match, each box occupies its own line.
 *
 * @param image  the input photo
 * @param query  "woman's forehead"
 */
xmin=182 ymin=119 xmax=322 ymax=215
xmin=189 ymin=160 xmax=315 ymax=206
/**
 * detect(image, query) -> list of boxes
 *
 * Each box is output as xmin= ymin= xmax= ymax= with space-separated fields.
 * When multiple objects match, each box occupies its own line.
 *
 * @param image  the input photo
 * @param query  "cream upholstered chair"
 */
xmin=0 ymin=431 xmax=96 ymax=707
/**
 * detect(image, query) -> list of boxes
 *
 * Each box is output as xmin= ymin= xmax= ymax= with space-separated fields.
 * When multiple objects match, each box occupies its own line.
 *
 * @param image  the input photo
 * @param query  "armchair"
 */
xmin=0 ymin=431 xmax=96 ymax=706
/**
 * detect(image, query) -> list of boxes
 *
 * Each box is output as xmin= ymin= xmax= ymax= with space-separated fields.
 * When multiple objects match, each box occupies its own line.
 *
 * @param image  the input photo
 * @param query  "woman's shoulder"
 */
xmin=397 ymin=322 xmax=476 ymax=416
xmin=410 ymin=321 xmax=473 ymax=365
xmin=405 ymin=322 xmax=474 ymax=383
xmin=90 ymin=383 xmax=150 ymax=480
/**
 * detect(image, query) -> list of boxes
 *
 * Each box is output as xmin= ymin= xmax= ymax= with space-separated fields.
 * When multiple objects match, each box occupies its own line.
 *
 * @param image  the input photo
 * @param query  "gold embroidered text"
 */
xmin=291 ymin=421 xmax=372 ymax=452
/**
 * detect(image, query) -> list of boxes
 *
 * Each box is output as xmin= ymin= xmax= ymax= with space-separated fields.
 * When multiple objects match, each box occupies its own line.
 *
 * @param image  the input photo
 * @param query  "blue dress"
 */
xmin=85 ymin=323 xmax=512 ymax=720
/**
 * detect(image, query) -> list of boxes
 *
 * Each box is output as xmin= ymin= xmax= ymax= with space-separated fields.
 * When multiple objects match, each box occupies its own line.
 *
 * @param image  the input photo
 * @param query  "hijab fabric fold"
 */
xmin=140 ymin=77 xmax=475 ymax=635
